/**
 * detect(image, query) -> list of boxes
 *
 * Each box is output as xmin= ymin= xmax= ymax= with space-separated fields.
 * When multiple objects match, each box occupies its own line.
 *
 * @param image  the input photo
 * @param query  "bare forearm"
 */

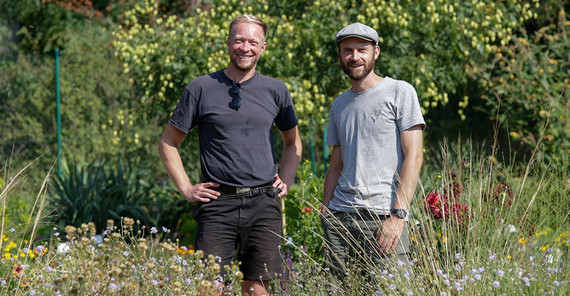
xmin=394 ymin=126 xmax=424 ymax=210
xmin=279 ymin=141 xmax=302 ymax=188
xmin=158 ymin=140 xmax=193 ymax=193
xmin=393 ymin=155 xmax=422 ymax=210
xmin=322 ymin=145 xmax=343 ymax=208
xmin=323 ymin=168 xmax=341 ymax=207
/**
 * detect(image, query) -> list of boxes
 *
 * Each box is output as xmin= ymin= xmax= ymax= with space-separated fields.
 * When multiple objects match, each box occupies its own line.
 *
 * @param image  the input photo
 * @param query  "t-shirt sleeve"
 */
xmin=326 ymin=104 xmax=340 ymax=145
xmin=396 ymin=81 xmax=426 ymax=131
xmin=168 ymin=87 xmax=198 ymax=133
xmin=274 ymin=83 xmax=298 ymax=131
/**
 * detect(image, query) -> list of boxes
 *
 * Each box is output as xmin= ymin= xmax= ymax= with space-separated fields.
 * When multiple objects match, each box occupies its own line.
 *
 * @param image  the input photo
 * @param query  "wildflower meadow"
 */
xmin=1 ymin=136 xmax=568 ymax=295
xmin=1 ymin=0 xmax=568 ymax=295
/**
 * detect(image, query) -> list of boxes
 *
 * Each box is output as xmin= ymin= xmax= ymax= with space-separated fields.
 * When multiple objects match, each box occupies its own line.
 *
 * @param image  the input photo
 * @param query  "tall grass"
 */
xmin=0 ymin=138 xmax=568 ymax=295
xmin=276 ymin=137 xmax=568 ymax=295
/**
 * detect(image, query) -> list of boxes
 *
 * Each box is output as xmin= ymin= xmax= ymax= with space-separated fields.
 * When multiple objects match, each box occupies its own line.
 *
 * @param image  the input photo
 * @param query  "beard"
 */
xmin=341 ymin=60 xmax=375 ymax=81
xmin=230 ymin=53 xmax=260 ymax=72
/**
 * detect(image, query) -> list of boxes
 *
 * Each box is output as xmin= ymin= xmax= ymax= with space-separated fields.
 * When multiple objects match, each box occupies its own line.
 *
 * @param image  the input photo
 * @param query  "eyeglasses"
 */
xmin=229 ymin=82 xmax=241 ymax=110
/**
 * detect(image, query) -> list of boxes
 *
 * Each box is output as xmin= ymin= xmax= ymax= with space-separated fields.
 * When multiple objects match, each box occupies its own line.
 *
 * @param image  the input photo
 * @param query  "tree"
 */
xmin=114 ymin=0 xmax=550 ymax=169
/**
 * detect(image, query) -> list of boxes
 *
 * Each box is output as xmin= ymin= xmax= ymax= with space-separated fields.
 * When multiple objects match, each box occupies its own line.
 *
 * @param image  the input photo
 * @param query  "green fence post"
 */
xmin=55 ymin=48 xmax=62 ymax=179
xmin=309 ymin=124 xmax=316 ymax=174
xmin=323 ymin=126 xmax=328 ymax=174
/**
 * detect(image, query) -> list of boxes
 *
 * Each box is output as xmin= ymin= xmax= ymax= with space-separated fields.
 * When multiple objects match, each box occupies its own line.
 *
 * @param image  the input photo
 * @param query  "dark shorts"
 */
xmin=193 ymin=185 xmax=282 ymax=281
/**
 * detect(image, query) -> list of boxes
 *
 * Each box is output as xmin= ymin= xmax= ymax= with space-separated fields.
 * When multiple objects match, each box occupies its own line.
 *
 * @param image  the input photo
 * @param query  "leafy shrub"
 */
xmin=49 ymin=156 xmax=150 ymax=232
xmin=112 ymin=0 xmax=540 ymax=169
xmin=284 ymin=161 xmax=325 ymax=261
xmin=469 ymin=7 xmax=569 ymax=165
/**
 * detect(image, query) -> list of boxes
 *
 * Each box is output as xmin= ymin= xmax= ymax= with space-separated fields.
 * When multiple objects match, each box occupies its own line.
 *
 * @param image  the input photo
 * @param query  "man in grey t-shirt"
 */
xmin=321 ymin=23 xmax=425 ymax=278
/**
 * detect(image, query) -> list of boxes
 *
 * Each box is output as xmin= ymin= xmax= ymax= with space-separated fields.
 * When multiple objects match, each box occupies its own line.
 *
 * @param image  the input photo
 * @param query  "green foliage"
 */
xmin=284 ymin=161 xmax=325 ymax=260
xmin=49 ymin=157 xmax=150 ymax=231
xmin=113 ymin=0 xmax=552 ymax=169
xmin=139 ymin=182 xmax=197 ymax=246
xmin=49 ymin=155 xmax=198 ymax=243
xmin=0 ymin=18 xmax=160 ymax=174
xmin=0 ymin=0 xmax=85 ymax=54
xmin=470 ymin=8 xmax=569 ymax=164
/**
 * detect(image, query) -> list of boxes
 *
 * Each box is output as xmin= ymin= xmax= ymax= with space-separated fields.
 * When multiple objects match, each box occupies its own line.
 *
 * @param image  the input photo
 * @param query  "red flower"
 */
xmin=425 ymin=191 xmax=444 ymax=219
xmin=302 ymin=207 xmax=313 ymax=216
xmin=425 ymin=190 xmax=470 ymax=228
xmin=492 ymin=184 xmax=513 ymax=206
xmin=447 ymin=201 xmax=470 ymax=227
xmin=13 ymin=263 xmax=24 ymax=277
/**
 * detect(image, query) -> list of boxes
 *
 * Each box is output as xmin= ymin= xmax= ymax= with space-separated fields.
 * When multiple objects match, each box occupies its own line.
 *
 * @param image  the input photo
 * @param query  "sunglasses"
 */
xmin=229 ymin=82 xmax=242 ymax=110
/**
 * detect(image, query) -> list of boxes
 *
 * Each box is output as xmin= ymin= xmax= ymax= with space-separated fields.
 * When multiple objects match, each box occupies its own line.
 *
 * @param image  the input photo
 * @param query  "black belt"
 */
xmin=216 ymin=182 xmax=276 ymax=197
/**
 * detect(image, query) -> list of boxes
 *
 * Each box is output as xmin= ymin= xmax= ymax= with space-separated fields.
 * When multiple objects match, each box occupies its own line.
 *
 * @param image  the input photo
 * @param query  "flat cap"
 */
xmin=335 ymin=22 xmax=379 ymax=45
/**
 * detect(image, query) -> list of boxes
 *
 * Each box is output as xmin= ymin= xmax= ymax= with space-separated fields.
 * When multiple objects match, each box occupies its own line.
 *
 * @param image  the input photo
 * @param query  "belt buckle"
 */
xmin=236 ymin=187 xmax=251 ymax=194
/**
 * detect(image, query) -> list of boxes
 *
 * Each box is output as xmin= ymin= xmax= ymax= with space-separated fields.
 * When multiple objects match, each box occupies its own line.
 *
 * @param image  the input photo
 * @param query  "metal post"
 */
xmin=309 ymin=125 xmax=316 ymax=174
xmin=323 ymin=126 xmax=328 ymax=174
xmin=55 ymin=48 xmax=62 ymax=179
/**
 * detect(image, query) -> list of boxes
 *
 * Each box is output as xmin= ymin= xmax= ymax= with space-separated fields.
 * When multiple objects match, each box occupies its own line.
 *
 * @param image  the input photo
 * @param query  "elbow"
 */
xmin=296 ymin=138 xmax=303 ymax=158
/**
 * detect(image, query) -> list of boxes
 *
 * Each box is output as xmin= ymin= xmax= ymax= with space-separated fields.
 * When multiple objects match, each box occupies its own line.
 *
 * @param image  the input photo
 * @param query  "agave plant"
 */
xmin=49 ymin=156 xmax=150 ymax=233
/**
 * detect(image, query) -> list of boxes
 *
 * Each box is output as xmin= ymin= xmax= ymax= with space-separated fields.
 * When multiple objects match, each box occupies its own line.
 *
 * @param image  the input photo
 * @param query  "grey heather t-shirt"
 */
xmin=326 ymin=77 xmax=425 ymax=214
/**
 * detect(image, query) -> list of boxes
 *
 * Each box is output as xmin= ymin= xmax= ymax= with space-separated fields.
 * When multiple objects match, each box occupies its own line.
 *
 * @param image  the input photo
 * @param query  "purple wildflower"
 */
xmin=522 ymin=277 xmax=530 ymax=287
xmin=108 ymin=283 xmax=119 ymax=291
xmin=151 ymin=227 xmax=158 ymax=234
xmin=492 ymin=281 xmax=500 ymax=288
xmin=455 ymin=282 xmax=463 ymax=291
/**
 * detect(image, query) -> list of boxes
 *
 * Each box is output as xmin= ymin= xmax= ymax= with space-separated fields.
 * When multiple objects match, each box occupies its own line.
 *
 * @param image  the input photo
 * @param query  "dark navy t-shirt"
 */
xmin=169 ymin=70 xmax=298 ymax=187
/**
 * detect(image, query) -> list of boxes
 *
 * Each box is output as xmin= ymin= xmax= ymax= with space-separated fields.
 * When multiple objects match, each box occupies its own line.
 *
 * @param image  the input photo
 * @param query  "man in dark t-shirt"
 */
xmin=158 ymin=15 xmax=302 ymax=296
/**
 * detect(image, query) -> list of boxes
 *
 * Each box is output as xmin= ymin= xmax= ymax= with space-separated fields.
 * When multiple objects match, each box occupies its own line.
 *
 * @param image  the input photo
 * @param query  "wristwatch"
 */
xmin=390 ymin=208 xmax=408 ymax=219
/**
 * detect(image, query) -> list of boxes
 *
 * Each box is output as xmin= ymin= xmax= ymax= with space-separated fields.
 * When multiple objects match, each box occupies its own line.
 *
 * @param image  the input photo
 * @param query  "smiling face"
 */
xmin=227 ymin=21 xmax=266 ymax=73
xmin=338 ymin=37 xmax=379 ymax=81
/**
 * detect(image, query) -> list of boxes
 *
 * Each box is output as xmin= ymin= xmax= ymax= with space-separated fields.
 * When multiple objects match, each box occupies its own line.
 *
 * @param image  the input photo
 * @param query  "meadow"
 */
xmin=1 ymin=138 xmax=567 ymax=295
xmin=1 ymin=1 xmax=568 ymax=295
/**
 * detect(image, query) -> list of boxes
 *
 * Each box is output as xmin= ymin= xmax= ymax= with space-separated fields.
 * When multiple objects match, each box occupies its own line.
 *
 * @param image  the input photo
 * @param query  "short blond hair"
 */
xmin=229 ymin=15 xmax=268 ymax=41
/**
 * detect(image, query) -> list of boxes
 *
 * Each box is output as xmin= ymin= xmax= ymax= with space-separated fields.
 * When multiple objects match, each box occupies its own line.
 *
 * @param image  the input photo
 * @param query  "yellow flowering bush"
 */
xmin=113 ymin=0 xmax=545 ymax=164
xmin=469 ymin=6 xmax=569 ymax=163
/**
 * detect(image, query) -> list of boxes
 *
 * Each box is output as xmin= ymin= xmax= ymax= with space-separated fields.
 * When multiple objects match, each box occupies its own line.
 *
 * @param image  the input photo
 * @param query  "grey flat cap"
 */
xmin=335 ymin=23 xmax=379 ymax=45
